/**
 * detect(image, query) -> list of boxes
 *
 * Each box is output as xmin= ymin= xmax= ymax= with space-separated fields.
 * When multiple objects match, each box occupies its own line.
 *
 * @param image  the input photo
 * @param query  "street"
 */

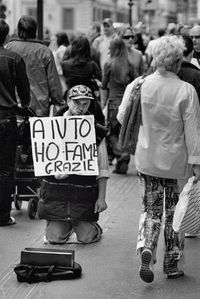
xmin=0 ymin=158 xmax=200 ymax=299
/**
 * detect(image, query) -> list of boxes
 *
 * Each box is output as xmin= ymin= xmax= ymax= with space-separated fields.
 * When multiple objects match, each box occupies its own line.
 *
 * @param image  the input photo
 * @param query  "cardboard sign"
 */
xmin=29 ymin=115 xmax=99 ymax=176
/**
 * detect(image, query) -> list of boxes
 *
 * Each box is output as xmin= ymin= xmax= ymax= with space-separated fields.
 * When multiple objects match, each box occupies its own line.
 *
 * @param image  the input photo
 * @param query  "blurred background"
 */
xmin=0 ymin=0 xmax=199 ymax=38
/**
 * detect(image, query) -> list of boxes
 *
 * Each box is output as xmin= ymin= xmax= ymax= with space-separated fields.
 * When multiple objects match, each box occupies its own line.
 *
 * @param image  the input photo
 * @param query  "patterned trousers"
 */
xmin=137 ymin=173 xmax=185 ymax=274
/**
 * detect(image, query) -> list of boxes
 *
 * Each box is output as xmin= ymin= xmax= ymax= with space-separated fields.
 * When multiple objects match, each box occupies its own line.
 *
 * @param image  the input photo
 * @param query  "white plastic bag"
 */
xmin=173 ymin=176 xmax=200 ymax=234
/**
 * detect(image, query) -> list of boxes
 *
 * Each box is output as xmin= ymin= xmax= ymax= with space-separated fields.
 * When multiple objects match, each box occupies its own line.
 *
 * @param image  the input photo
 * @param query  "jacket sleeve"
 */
xmin=101 ymin=63 xmax=110 ymax=90
xmin=138 ymin=53 xmax=145 ymax=76
xmin=62 ymin=61 xmax=69 ymax=81
xmin=192 ymin=75 xmax=200 ymax=104
xmin=93 ymin=61 xmax=102 ymax=81
xmin=117 ymin=78 xmax=140 ymax=124
xmin=92 ymin=37 xmax=100 ymax=52
xmin=15 ymin=55 xmax=30 ymax=108
xmin=96 ymin=138 xmax=109 ymax=179
xmin=46 ymin=51 xmax=65 ymax=105
xmin=183 ymin=83 xmax=200 ymax=165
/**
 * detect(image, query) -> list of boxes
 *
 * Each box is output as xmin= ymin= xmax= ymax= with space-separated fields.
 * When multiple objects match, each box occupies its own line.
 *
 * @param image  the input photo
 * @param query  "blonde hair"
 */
xmin=152 ymin=35 xmax=184 ymax=71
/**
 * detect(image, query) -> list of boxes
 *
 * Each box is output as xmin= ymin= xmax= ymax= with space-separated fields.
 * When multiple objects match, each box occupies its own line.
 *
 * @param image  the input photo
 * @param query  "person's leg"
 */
xmin=73 ymin=221 xmax=102 ymax=244
xmin=0 ymin=118 xmax=17 ymax=225
xmin=163 ymin=179 xmax=185 ymax=278
xmin=107 ymin=106 xmax=121 ymax=166
xmin=108 ymin=107 xmax=130 ymax=174
xmin=137 ymin=173 xmax=164 ymax=283
xmin=45 ymin=220 xmax=73 ymax=244
xmin=115 ymin=153 xmax=130 ymax=174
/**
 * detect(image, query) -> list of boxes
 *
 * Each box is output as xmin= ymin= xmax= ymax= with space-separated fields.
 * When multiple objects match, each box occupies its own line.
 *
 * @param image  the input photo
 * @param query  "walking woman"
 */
xmin=54 ymin=32 xmax=70 ymax=95
xmin=118 ymin=26 xmax=144 ymax=77
xmin=101 ymin=37 xmax=135 ymax=174
xmin=117 ymin=35 xmax=200 ymax=282
xmin=62 ymin=35 xmax=104 ymax=125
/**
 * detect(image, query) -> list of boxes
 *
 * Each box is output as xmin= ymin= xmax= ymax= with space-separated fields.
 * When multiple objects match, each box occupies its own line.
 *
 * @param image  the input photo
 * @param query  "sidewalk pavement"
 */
xmin=1 ymin=158 xmax=200 ymax=299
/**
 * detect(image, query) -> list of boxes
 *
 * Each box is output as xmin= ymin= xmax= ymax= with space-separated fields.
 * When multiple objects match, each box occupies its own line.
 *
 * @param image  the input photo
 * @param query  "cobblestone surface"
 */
xmin=1 ymin=159 xmax=200 ymax=299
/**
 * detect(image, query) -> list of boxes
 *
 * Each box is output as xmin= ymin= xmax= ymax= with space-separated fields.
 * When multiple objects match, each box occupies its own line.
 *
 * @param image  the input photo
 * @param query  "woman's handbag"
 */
xmin=118 ymin=76 xmax=145 ymax=155
xmin=173 ymin=176 xmax=200 ymax=234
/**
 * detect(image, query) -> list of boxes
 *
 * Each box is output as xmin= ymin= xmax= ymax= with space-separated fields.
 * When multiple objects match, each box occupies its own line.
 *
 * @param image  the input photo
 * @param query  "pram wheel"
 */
xmin=28 ymin=198 xmax=38 ymax=219
xmin=13 ymin=194 xmax=22 ymax=210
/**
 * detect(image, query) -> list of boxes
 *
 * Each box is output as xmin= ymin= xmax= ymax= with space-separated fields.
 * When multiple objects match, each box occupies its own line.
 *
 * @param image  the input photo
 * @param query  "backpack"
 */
xmin=119 ymin=77 xmax=145 ymax=155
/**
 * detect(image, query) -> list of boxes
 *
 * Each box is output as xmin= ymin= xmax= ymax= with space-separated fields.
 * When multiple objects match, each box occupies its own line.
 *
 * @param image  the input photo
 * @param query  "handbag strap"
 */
xmin=131 ymin=76 xmax=146 ymax=94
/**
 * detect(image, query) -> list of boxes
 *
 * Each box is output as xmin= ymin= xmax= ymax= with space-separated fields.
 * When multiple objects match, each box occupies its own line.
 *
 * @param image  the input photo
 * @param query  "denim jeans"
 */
xmin=46 ymin=220 xmax=102 ymax=244
xmin=0 ymin=117 xmax=17 ymax=223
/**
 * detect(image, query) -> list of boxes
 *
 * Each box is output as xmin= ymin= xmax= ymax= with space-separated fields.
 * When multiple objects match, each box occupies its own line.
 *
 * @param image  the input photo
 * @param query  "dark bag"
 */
xmin=14 ymin=262 xmax=82 ymax=283
xmin=118 ymin=77 xmax=145 ymax=155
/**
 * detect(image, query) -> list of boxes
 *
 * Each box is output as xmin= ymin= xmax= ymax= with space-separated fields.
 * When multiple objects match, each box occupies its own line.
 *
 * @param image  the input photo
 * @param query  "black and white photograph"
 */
xmin=1 ymin=1 xmax=200 ymax=298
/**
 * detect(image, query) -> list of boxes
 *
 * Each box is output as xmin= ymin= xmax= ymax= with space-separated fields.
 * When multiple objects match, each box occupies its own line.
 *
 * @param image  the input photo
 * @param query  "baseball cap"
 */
xmin=103 ymin=18 xmax=113 ymax=27
xmin=68 ymin=85 xmax=94 ymax=100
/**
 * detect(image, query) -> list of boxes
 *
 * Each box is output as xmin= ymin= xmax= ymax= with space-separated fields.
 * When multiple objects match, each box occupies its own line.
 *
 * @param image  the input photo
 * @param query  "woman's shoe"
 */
xmin=167 ymin=270 xmax=184 ymax=279
xmin=185 ymin=233 xmax=198 ymax=238
xmin=139 ymin=249 xmax=154 ymax=283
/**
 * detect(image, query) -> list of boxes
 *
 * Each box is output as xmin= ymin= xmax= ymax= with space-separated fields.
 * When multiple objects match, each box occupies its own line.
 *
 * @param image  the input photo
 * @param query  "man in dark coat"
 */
xmin=0 ymin=19 xmax=30 ymax=226
xmin=178 ymin=35 xmax=200 ymax=102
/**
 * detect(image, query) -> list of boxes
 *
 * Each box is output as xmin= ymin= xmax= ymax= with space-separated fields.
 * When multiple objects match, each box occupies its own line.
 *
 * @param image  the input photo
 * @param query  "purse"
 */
xmin=118 ymin=76 xmax=145 ymax=155
xmin=173 ymin=176 xmax=200 ymax=234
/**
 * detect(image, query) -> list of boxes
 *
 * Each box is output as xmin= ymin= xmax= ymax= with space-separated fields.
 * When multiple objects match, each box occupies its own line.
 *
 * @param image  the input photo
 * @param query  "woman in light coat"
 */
xmin=117 ymin=35 xmax=200 ymax=283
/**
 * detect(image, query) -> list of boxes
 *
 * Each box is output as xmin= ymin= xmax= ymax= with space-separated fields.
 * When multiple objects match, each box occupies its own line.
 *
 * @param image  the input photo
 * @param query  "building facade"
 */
xmin=4 ymin=0 xmax=133 ymax=35
xmin=2 ymin=0 xmax=200 ymax=36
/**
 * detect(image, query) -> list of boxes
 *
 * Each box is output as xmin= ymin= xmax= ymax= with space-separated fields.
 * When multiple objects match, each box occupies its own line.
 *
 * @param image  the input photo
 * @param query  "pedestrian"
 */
xmin=62 ymin=35 xmax=102 ymax=94
xmin=133 ymin=22 xmax=146 ymax=55
xmin=166 ymin=23 xmax=178 ymax=36
xmin=92 ymin=18 xmax=117 ymax=71
xmin=62 ymin=35 xmax=104 ymax=125
xmin=87 ymin=21 xmax=101 ymax=68
xmin=88 ymin=22 xmax=101 ymax=45
xmin=38 ymin=85 xmax=109 ymax=244
xmin=101 ymin=37 xmax=135 ymax=173
xmin=178 ymin=35 xmax=200 ymax=238
xmin=178 ymin=35 xmax=200 ymax=102
xmin=190 ymin=25 xmax=200 ymax=70
xmin=118 ymin=26 xmax=144 ymax=77
xmin=62 ymin=32 xmax=77 ymax=62
xmin=117 ymin=35 xmax=200 ymax=282
xmin=54 ymin=31 xmax=70 ymax=95
xmin=5 ymin=15 xmax=64 ymax=116
xmin=145 ymin=27 xmax=166 ymax=68
xmin=0 ymin=19 xmax=30 ymax=226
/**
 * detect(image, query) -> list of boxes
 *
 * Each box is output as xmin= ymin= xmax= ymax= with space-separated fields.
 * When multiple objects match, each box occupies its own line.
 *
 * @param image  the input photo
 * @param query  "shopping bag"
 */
xmin=173 ymin=176 xmax=200 ymax=234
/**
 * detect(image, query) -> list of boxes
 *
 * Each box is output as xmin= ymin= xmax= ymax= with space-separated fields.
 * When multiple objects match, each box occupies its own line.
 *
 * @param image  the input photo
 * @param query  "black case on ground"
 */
xmin=20 ymin=247 xmax=74 ymax=267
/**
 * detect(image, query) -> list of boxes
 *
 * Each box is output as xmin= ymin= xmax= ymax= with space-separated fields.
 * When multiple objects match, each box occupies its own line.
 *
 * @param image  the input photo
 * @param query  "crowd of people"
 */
xmin=1 ymin=13 xmax=200 ymax=285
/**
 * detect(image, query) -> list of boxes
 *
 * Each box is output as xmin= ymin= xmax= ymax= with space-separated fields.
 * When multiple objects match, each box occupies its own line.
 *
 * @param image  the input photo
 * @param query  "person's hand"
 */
xmin=54 ymin=173 xmax=69 ymax=180
xmin=193 ymin=164 xmax=200 ymax=183
xmin=94 ymin=79 xmax=102 ymax=88
xmin=94 ymin=197 xmax=107 ymax=213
